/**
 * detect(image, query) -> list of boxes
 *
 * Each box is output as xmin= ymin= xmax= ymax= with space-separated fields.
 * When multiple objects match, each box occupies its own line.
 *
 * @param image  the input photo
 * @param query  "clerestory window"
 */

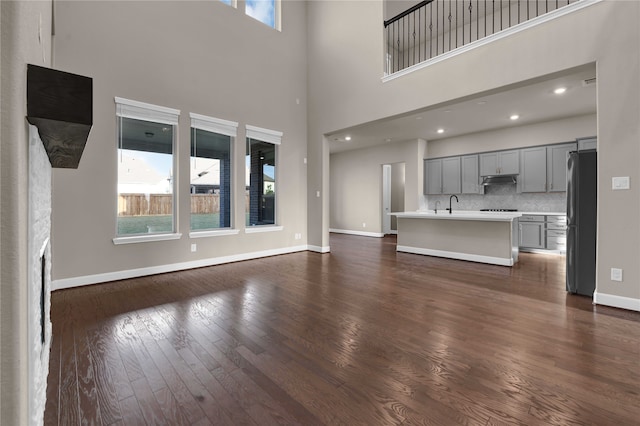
xmin=245 ymin=0 xmax=280 ymax=30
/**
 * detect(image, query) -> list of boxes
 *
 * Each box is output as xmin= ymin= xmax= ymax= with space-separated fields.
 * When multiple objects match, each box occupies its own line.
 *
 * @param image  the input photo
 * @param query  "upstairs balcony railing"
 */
xmin=384 ymin=0 xmax=582 ymax=75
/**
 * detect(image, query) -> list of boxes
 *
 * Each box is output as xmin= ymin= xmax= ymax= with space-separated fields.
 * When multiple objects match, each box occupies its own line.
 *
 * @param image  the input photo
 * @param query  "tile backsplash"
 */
xmin=422 ymin=184 xmax=566 ymax=212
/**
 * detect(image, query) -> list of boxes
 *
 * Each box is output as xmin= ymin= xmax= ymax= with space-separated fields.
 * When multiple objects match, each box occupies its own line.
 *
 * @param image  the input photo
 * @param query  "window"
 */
xmin=219 ymin=0 xmax=235 ymax=7
xmin=190 ymin=113 xmax=238 ymax=232
xmin=245 ymin=125 xmax=282 ymax=227
xmin=115 ymin=98 xmax=179 ymax=238
xmin=245 ymin=0 xmax=279 ymax=29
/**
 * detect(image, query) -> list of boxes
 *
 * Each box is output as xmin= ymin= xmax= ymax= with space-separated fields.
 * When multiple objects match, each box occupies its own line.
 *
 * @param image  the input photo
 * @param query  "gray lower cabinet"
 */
xmin=519 ymin=215 xmax=545 ymax=249
xmin=519 ymin=214 xmax=567 ymax=252
xmin=545 ymin=215 xmax=567 ymax=251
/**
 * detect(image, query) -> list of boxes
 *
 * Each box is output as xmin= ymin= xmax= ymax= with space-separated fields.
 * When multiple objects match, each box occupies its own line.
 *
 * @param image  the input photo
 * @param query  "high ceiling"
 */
xmin=328 ymin=64 xmax=597 ymax=154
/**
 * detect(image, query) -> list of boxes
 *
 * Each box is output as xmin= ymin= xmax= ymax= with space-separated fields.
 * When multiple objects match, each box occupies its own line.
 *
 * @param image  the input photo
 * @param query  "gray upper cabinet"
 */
xmin=424 ymin=157 xmax=461 ymax=195
xmin=480 ymin=150 xmax=519 ymax=176
xmin=441 ymin=157 xmax=461 ymax=194
xmin=424 ymin=159 xmax=442 ymax=195
xmin=461 ymin=155 xmax=481 ymax=194
xmin=520 ymin=147 xmax=547 ymax=192
xmin=547 ymin=143 xmax=577 ymax=192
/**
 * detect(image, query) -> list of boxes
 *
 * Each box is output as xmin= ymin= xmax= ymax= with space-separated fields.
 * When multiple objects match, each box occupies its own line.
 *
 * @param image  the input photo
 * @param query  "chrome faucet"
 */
xmin=446 ymin=195 xmax=459 ymax=214
xmin=434 ymin=200 xmax=441 ymax=214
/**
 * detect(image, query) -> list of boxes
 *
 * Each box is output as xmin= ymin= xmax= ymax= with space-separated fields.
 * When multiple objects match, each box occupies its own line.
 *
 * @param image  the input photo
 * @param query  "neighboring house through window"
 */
xmin=190 ymin=113 xmax=238 ymax=232
xmin=115 ymin=97 xmax=179 ymax=237
xmin=246 ymin=125 xmax=282 ymax=227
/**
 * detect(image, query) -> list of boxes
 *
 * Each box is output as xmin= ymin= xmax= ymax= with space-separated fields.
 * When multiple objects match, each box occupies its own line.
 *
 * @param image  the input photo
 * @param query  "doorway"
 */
xmin=382 ymin=162 xmax=405 ymax=235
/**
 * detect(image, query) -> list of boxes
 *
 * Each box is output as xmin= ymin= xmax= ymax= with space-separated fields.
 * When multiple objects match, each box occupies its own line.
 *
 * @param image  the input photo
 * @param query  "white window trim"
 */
xmin=115 ymin=97 xmax=180 ymax=124
xmin=113 ymin=233 xmax=183 ymax=245
xmin=189 ymin=229 xmax=241 ymax=239
xmin=245 ymin=225 xmax=284 ymax=234
xmin=246 ymin=125 xmax=282 ymax=145
xmin=190 ymin=113 xmax=238 ymax=137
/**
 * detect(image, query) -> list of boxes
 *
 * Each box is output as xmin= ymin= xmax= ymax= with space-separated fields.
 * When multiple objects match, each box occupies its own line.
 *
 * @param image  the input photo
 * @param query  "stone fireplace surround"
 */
xmin=28 ymin=124 xmax=52 ymax=426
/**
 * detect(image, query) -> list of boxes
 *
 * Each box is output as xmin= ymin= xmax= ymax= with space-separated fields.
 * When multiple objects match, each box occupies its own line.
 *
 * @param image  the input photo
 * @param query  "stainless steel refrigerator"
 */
xmin=566 ymin=150 xmax=597 ymax=296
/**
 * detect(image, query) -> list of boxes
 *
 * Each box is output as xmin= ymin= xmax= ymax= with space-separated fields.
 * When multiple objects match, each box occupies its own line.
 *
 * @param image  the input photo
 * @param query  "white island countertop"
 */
xmin=391 ymin=211 xmax=522 ymax=222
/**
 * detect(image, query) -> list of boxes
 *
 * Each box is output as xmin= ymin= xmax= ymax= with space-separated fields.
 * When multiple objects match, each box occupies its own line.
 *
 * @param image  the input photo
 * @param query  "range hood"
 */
xmin=482 ymin=175 xmax=517 ymax=186
xmin=26 ymin=64 xmax=93 ymax=169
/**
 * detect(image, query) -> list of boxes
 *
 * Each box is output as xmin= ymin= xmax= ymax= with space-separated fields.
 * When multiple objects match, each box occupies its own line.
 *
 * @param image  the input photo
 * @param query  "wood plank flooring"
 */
xmin=45 ymin=234 xmax=640 ymax=425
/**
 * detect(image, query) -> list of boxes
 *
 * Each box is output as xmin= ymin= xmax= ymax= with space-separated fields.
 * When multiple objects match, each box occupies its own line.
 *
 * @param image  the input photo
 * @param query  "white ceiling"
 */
xmin=328 ymin=65 xmax=596 ymax=154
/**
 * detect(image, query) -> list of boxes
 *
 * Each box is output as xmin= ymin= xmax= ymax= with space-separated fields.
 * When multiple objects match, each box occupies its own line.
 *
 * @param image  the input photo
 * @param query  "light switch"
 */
xmin=611 ymin=268 xmax=623 ymax=282
xmin=612 ymin=177 xmax=630 ymax=190
xmin=316 ymin=191 xmax=320 ymax=198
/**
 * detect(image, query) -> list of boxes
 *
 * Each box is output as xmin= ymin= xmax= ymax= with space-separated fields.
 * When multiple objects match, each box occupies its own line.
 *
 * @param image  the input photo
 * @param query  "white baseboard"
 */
xmin=52 ymin=245 xmax=309 ymax=291
xmin=396 ymin=245 xmax=514 ymax=267
xmin=329 ymin=228 xmax=385 ymax=238
xmin=307 ymin=245 xmax=331 ymax=253
xmin=593 ymin=291 xmax=640 ymax=312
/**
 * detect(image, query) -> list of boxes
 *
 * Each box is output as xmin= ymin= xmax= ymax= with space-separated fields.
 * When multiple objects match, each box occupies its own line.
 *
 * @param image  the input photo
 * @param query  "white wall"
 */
xmin=427 ymin=113 xmax=596 ymax=158
xmin=51 ymin=1 xmax=308 ymax=285
xmin=330 ymin=139 xmax=425 ymax=233
xmin=1 ymin=2 xmax=53 ymax=424
xmin=308 ymin=0 xmax=640 ymax=307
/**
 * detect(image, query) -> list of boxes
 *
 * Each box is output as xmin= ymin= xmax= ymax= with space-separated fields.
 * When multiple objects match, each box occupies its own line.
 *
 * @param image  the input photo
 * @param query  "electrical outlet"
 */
xmin=294 ymin=233 xmax=301 ymax=240
xmin=362 ymin=222 xmax=366 ymax=228
xmin=610 ymin=268 xmax=623 ymax=282
xmin=191 ymin=243 xmax=197 ymax=253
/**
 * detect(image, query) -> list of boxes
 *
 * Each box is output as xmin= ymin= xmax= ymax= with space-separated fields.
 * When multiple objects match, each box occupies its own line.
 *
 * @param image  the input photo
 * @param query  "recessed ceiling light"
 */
xmin=444 ymin=109 xmax=452 ymax=113
xmin=477 ymin=101 xmax=487 ymax=105
xmin=385 ymin=138 xmax=392 ymax=142
xmin=345 ymin=136 xmax=352 ymax=141
xmin=510 ymin=114 xmax=520 ymax=121
xmin=554 ymin=87 xmax=567 ymax=95
xmin=415 ymin=116 xmax=422 ymax=120
xmin=437 ymin=129 xmax=444 ymax=134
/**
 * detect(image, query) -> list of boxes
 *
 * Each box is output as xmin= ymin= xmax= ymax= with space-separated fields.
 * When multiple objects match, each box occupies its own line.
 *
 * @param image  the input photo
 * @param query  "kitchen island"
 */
xmin=391 ymin=211 xmax=522 ymax=266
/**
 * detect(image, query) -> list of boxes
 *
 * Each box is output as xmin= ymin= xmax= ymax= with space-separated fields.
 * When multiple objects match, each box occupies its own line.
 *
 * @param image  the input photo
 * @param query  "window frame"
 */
xmin=188 ymin=113 xmax=240 ymax=238
xmin=113 ymin=97 xmax=181 ymax=245
xmin=245 ymin=124 xmax=282 ymax=231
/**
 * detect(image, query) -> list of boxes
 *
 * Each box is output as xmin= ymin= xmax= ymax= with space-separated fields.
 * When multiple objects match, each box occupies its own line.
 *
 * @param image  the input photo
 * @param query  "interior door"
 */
xmin=382 ymin=164 xmax=391 ymax=234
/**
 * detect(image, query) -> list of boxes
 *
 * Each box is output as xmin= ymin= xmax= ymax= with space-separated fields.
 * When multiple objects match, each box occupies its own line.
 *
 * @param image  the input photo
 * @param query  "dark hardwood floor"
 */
xmin=45 ymin=234 xmax=640 ymax=425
